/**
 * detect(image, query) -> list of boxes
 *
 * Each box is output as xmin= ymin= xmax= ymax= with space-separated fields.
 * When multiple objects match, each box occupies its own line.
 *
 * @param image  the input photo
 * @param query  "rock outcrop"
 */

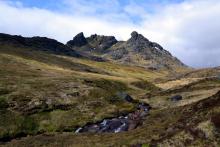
xmin=66 ymin=32 xmax=87 ymax=47
xmin=87 ymin=34 xmax=118 ymax=51
xmin=66 ymin=33 xmax=118 ymax=53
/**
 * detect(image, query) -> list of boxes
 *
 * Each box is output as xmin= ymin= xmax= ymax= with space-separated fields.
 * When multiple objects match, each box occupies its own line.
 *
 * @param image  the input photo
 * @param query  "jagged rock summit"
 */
xmin=103 ymin=31 xmax=186 ymax=69
xmin=66 ymin=32 xmax=87 ymax=47
xmin=87 ymin=34 xmax=118 ymax=51
xmin=65 ymin=31 xmax=186 ymax=69
xmin=66 ymin=32 xmax=118 ymax=53
xmin=127 ymin=31 xmax=164 ymax=51
xmin=0 ymin=31 xmax=186 ymax=70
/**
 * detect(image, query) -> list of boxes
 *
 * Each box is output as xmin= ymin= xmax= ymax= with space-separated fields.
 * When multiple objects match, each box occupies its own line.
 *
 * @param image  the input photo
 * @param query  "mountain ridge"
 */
xmin=66 ymin=31 xmax=186 ymax=69
xmin=0 ymin=31 xmax=186 ymax=70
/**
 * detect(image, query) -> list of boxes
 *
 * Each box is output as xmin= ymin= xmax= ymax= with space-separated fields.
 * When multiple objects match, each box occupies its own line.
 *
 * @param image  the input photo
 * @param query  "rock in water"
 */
xmin=75 ymin=101 xmax=151 ymax=134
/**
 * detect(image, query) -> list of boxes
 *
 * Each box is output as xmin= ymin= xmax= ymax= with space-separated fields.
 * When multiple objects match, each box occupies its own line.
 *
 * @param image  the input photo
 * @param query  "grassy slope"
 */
xmin=4 ymin=90 xmax=220 ymax=147
xmin=0 ymin=45 xmax=164 ymax=142
xmin=1 ymin=44 xmax=220 ymax=146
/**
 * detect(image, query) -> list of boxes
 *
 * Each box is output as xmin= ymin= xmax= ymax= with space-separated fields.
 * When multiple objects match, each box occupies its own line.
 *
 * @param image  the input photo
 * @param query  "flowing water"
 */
xmin=75 ymin=102 xmax=151 ymax=133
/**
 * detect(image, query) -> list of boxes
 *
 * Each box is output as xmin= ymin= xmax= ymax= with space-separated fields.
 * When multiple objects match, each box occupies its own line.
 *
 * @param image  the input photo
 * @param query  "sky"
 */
xmin=0 ymin=0 xmax=220 ymax=68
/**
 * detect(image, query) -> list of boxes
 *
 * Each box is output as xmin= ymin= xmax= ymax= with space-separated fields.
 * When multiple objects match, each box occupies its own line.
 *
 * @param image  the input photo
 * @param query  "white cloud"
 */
xmin=0 ymin=0 xmax=220 ymax=68
xmin=137 ymin=0 xmax=220 ymax=68
xmin=0 ymin=0 xmax=135 ymax=42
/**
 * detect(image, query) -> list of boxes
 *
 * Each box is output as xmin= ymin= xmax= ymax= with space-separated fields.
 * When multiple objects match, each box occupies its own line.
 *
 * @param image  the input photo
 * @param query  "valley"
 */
xmin=0 ymin=32 xmax=220 ymax=147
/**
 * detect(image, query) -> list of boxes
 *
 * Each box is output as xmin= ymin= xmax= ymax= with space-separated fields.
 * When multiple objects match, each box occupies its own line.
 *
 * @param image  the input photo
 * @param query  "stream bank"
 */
xmin=75 ymin=93 xmax=151 ymax=133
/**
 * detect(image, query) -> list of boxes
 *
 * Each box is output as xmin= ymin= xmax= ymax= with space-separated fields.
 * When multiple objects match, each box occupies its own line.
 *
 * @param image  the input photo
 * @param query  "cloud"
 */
xmin=0 ymin=0 xmax=136 ymax=42
xmin=0 ymin=0 xmax=220 ymax=68
xmin=137 ymin=0 xmax=220 ymax=67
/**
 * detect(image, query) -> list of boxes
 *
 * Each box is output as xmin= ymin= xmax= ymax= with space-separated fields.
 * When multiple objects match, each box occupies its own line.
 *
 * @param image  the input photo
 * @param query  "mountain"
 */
xmin=0 ymin=32 xmax=186 ymax=70
xmin=105 ymin=31 xmax=185 ymax=69
xmin=1 ymin=32 xmax=220 ymax=147
xmin=67 ymin=31 xmax=186 ymax=70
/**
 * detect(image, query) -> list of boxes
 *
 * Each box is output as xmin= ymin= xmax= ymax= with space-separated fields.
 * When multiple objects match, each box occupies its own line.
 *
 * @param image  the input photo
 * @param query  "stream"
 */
xmin=75 ymin=97 xmax=151 ymax=133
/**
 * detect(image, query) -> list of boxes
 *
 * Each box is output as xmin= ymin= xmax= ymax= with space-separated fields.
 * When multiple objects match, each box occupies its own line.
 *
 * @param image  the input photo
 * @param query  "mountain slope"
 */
xmin=0 ymin=33 xmax=81 ymax=58
xmin=105 ymin=31 xmax=185 ymax=69
xmin=1 ymin=32 xmax=220 ymax=147
xmin=0 ymin=39 xmax=167 ymax=143
xmin=67 ymin=31 xmax=186 ymax=70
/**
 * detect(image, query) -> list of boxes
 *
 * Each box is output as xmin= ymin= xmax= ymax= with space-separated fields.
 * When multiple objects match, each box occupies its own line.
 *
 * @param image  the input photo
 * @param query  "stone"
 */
xmin=116 ymin=92 xmax=134 ymax=103
xmin=75 ymin=101 xmax=151 ymax=134
xmin=171 ymin=95 xmax=183 ymax=101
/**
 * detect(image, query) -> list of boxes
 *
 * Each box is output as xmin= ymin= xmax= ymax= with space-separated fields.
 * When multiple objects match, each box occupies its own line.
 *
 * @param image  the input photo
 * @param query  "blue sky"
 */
xmin=16 ymin=0 xmax=184 ymax=11
xmin=9 ymin=0 xmax=185 ymax=24
xmin=1 ymin=0 xmax=220 ymax=68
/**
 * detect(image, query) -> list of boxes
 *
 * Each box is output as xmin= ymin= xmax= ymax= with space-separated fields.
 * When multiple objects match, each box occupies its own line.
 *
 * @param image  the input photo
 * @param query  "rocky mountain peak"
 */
xmin=67 ymin=32 xmax=87 ymax=47
xmin=86 ymin=34 xmax=118 ymax=51
xmin=126 ymin=31 xmax=151 ymax=52
xmin=66 ymin=33 xmax=118 ymax=53
xmin=129 ymin=31 xmax=149 ymax=43
xmin=131 ymin=31 xmax=139 ymax=39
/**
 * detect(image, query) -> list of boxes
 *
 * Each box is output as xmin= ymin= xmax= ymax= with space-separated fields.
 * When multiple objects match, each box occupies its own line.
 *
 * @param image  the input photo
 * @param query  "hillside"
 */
xmin=0 ymin=33 xmax=220 ymax=147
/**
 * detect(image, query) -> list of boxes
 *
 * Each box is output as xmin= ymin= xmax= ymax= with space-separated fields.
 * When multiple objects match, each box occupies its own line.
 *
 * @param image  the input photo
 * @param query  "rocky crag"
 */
xmin=67 ymin=31 xmax=186 ymax=69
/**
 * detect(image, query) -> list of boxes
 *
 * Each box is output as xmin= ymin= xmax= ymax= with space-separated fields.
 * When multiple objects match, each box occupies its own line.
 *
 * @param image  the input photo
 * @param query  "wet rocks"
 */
xmin=75 ymin=100 xmax=150 ymax=133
